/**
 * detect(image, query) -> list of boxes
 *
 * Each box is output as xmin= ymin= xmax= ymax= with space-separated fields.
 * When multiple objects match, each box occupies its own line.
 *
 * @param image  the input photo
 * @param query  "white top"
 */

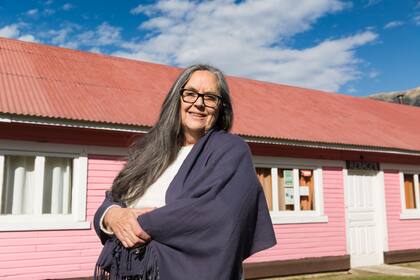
xmin=100 ymin=145 xmax=194 ymax=234
xmin=129 ymin=145 xmax=194 ymax=208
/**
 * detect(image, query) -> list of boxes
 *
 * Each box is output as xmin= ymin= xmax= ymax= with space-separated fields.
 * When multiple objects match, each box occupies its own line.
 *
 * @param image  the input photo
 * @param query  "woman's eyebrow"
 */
xmin=183 ymin=86 xmax=198 ymax=91
xmin=183 ymin=86 xmax=218 ymax=94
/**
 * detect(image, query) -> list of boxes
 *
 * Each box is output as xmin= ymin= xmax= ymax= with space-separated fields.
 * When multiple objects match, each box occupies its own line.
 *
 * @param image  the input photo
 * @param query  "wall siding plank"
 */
xmin=245 ymin=167 xmax=347 ymax=263
xmin=384 ymin=170 xmax=420 ymax=251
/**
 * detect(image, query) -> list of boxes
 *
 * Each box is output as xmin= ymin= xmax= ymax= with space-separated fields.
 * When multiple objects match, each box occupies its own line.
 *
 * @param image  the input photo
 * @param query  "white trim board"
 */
xmin=0 ymin=139 xmax=128 ymax=156
xmin=0 ymin=113 xmax=149 ymax=133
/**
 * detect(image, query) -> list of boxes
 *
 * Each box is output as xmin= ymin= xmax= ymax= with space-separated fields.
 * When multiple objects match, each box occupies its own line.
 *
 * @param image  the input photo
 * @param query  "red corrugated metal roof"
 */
xmin=1 ymin=37 xmax=420 ymax=152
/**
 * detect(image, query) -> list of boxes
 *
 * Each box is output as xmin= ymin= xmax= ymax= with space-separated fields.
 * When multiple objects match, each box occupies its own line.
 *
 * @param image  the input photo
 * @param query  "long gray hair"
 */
xmin=111 ymin=64 xmax=233 ymax=204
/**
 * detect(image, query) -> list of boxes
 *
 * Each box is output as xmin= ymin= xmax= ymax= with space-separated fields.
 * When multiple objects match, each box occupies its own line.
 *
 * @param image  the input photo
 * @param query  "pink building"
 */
xmin=0 ymin=37 xmax=419 ymax=279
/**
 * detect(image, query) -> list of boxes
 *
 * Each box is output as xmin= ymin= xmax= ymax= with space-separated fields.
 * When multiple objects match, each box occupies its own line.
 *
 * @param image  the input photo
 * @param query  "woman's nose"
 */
xmin=193 ymin=95 xmax=205 ymax=107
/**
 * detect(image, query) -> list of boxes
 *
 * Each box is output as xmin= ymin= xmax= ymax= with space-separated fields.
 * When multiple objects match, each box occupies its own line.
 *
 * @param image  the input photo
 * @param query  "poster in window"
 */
xmin=284 ymin=170 xmax=293 ymax=187
xmin=299 ymin=186 xmax=309 ymax=196
xmin=285 ymin=187 xmax=294 ymax=205
xmin=300 ymin=170 xmax=312 ymax=177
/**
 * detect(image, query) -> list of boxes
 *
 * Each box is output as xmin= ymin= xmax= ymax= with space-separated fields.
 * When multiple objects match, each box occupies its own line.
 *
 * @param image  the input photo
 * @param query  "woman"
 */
xmin=94 ymin=64 xmax=276 ymax=280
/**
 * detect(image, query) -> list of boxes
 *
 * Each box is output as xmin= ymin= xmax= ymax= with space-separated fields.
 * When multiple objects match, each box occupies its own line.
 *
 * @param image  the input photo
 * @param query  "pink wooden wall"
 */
xmin=246 ymin=167 xmax=347 ymax=263
xmin=0 ymin=160 xmax=348 ymax=279
xmin=384 ymin=170 xmax=420 ymax=251
xmin=0 ymin=155 xmax=124 ymax=280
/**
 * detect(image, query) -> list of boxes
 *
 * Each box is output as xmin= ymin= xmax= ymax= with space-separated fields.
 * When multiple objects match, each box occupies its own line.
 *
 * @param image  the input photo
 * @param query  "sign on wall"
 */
xmin=346 ymin=160 xmax=380 ymax=171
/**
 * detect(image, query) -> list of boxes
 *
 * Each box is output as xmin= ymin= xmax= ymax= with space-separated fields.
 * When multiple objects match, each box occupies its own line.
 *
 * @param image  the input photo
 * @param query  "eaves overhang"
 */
xmin=2 ymin=113 xmax=420 ymax=157
xmin=0 ymin=113 xmax=150 ymax=134
xmin=242 ymin=135 xmax=420 ymax=157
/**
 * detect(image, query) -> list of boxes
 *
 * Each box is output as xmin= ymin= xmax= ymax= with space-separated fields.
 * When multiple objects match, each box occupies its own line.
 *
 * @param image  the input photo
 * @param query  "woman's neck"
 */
xmin=183 ymin=129 xmax=204 ymax=145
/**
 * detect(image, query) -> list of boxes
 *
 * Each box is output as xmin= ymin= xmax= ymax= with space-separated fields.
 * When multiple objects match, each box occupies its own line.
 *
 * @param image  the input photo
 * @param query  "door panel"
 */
xmin=346 ymin=170 xmax=383 ymax=267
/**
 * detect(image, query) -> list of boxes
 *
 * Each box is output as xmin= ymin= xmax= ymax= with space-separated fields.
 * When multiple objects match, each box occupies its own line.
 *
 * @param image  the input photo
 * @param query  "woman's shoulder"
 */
xmin=210 ymin=130 xmax=249 ymax=152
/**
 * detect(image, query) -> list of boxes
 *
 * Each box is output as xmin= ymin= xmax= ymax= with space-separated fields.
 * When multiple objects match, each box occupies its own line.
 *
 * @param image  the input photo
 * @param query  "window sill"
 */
xmin=0 ymin=219 xmax=91 ymax=231
xmin=400 ymin=212 xmax=420 ymax=220
xmin=270 ymin=214 xmax=328 ymax=224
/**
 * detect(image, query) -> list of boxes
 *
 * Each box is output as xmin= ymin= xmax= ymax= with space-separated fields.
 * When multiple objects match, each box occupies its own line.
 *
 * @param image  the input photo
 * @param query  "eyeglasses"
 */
xmin=180 ymin=88 xmax=222 ymax=108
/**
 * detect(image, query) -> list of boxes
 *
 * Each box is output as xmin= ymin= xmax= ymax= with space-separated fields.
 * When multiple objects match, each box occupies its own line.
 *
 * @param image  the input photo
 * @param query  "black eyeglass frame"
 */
xmin=180 ymin=88 xmax=222 ymax=108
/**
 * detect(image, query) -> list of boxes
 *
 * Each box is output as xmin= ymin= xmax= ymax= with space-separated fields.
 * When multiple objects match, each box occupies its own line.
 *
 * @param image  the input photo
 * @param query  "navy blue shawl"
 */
xmin=94 ymin=129 xmax=276 ymax=280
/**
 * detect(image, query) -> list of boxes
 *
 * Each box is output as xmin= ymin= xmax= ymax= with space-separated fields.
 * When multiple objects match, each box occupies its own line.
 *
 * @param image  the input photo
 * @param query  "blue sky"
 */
xmin=0 ymin=0 xmax=419 ymax=96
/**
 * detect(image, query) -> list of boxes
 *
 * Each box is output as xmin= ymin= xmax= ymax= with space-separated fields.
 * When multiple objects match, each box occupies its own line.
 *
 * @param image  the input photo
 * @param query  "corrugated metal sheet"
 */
xmin=1 ymin=37 xmax=420 ymax=152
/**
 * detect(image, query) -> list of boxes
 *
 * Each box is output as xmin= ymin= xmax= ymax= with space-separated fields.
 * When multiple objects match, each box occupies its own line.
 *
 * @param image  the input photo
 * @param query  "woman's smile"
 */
xmin=188 ymin=111 xmax=207 ymax=119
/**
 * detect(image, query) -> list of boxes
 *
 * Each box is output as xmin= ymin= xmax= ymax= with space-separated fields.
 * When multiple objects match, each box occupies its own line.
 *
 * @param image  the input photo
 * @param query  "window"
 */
xmin=0 ymin=144 xmax=88 ymax=231
xmin=404 ymin=174 xmax=417 ymax=209
xmin=254 ymin=157 xmax=328 ymax=224
xmin=400 ymin=172 xmax=420 ymax=219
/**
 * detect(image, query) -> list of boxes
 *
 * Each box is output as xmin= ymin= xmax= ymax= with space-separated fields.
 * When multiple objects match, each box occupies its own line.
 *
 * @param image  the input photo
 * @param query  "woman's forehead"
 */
xmin=185 ymin=70 xmax=218 ymax=90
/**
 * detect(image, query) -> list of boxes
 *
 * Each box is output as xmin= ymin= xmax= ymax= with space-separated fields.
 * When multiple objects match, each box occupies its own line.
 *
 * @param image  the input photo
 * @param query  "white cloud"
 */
xmin=89 ymin=47 xmax=102 ymax=54
xmin=26 ymin=9 xmax=38 ymax=16
xmin=96 ymin=22 xmax=122 ymax=45
xmin=43 ymin=22 xmax=122 ymax=49
xmin=116 ymin=0 xmax=377 ymax=92
xmin=368 ymin=70 xmax=379 ymax=78
xmin=18 ymin=34 xmax=37 ymax=42
xmin=0 ymin=24 xmax=20 ymax=37
xmin=62 ymin=3 xmax=74 ymax=11
xmin=76 ymin=22 xmax=122 ymax=46
xmin=45 ymin=23 xmax=81 ymax=47
xmin=130 ymin=5 xmax=149 ymax=15
xmin=43 ymin=8 xmax=55 ymax=16
xmin=364 ymin=0 xmax=382 ymax=7
xmin=384 ymin=21 xmax=404 ymax=29
xmin=0 ymin=23 xmax=38 ymax=42
xmin=414 ymin=15 xmax=420 ymax=25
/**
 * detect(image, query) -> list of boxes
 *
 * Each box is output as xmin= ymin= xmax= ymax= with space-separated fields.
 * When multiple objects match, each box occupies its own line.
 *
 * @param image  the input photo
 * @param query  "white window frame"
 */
xmin=382 ymin=163 xmax=420 ymax=220
xmin=399 ymin=172 xmax=420 ymax=220
xmin=253 ymin=156 xmax=340 ymax=224
xmin=0 ymin=141 xmax=89 ymax=231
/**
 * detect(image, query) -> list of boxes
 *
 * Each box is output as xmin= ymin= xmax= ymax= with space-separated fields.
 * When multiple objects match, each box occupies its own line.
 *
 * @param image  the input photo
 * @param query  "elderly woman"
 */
xmin=93 ymin=64 xmax=276 ymax=280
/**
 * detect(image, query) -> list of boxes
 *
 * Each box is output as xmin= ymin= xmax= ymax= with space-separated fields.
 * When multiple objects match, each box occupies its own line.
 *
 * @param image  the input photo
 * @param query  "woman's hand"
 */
xmin=103 ymin=207 xmax=155 ymax=248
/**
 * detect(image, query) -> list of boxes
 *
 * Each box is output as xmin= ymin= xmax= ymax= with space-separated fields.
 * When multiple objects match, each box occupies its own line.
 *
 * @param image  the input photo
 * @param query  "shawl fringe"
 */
xmin=94 ymin=239 xmax=159 ymax=280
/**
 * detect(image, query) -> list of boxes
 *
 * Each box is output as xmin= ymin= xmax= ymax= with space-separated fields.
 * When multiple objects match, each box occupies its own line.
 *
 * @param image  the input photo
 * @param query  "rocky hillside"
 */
xmin=367 ymin=87 xmax=420 ymax=107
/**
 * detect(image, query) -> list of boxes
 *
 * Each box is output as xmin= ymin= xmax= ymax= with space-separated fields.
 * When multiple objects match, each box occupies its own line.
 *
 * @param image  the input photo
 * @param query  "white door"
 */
xmin=345 ymin=170 xmax=384 ymax=267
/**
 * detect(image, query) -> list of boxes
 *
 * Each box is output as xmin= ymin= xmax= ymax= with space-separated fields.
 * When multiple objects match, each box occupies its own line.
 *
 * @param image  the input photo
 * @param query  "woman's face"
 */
xmin=180 ymin=70 xmax=221 ymax=144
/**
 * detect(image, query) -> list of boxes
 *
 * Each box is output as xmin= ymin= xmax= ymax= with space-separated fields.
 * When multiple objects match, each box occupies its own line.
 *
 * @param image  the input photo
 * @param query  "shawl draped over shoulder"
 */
xmin=93 ymin=129 xmax=276 ymax=280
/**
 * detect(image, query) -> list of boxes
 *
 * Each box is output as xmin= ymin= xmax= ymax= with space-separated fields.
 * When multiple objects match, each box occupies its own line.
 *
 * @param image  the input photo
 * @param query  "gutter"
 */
xmin=0 ymin=113 xmax=149 ymax=134
xmin=243 ymin=135 xmax=420 ymax=157
xmin=2 ymin=113 xmax=420 ymax=157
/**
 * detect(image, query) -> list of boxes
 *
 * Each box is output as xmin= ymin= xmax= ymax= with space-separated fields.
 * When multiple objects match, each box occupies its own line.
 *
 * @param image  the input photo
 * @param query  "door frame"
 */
xmin=343 ymin=168 xmax=388 ymax=267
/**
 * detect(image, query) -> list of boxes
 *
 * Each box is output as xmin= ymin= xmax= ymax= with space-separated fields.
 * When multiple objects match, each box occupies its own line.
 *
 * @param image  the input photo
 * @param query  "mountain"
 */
xmin=367 ymin=87 xmax=420 ymax=107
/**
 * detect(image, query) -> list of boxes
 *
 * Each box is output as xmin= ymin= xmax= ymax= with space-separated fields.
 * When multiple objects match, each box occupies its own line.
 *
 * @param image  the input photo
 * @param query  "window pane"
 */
xmin=404 ymin=174 xmax=416 ymax=209
xmin=278 ymin=169 xmax=294 ymax=211
xmin=1 ymin=156 xmax=35 ymax=215
xmin=299 ymin=169 xmax=315 ymax=211
xmin=43 ymin=157 xmax=72 ymax=214
xmin=256 ymin=167 xmax=272 ymax=211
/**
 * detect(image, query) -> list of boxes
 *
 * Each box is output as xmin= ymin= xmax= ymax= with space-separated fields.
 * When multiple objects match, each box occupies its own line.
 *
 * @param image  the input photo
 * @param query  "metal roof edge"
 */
xmin=0 ymin=114 xmax=150 ymax=134
xmin=242 ymin=135 xmax=420 ymax=157
xmin=2 ymin=114 xmax=420 ymax=157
